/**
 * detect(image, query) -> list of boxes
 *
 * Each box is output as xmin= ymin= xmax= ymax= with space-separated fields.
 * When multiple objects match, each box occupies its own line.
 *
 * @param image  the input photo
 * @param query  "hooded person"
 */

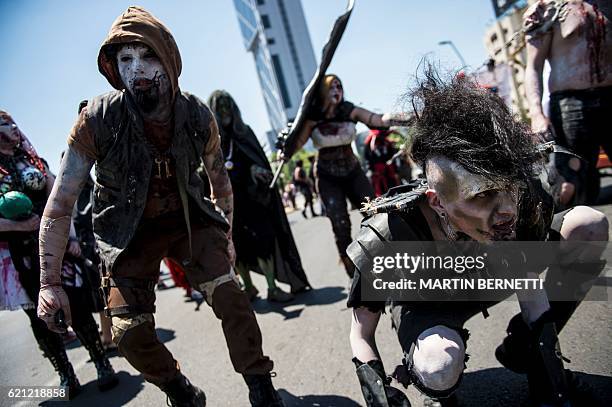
xmin=36 ymin=7 xmax=284 ymax=406
xmin=208 ymin=90 xmax=311 ymax=302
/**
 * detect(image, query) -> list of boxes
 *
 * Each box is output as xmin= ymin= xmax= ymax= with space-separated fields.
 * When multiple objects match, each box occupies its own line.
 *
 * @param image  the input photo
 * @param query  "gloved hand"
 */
xmin=353 ymin=358 xmax=411 ymax=407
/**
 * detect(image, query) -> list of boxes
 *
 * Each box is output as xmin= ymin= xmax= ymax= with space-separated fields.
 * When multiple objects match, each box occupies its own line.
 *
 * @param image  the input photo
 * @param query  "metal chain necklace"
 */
xmin=224 ymin=140 xmax=234 ymax=170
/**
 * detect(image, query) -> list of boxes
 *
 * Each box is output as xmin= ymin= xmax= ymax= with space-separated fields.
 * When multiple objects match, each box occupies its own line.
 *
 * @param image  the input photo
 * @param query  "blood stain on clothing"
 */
xmin=581 ymin=2 xmax=608 ymax=84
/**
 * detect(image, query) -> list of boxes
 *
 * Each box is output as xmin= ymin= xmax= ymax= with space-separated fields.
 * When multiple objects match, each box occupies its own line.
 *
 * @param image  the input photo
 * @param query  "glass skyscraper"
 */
xmin=233 ymin=0 xmax=316 ymax=142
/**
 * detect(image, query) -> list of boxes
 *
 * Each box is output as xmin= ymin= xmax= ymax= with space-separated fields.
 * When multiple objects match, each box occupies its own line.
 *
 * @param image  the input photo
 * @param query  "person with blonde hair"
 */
xmin=281 ymin=74 xmax=402 ymax=277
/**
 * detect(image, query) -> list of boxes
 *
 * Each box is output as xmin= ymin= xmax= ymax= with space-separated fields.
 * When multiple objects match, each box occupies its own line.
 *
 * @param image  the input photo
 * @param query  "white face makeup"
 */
xmin=116 ymin=43 xmax=171 ymax=113
xmin=451 ymin=162 xmax=509 ymax=201
xmin=427 ymin=158 xmax=520 ymax=242
xmin=327 ymin=78 xmax=343 ymax=105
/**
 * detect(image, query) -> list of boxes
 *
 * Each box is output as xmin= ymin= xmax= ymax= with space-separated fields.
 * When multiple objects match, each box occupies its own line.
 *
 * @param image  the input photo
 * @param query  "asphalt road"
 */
xmin=0 ymin=197 xmax=611 ymax=407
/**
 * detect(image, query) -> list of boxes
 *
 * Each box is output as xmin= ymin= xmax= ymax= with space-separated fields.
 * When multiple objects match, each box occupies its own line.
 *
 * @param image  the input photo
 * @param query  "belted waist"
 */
xmin=101 ymin=276 xmax=157 ymax=291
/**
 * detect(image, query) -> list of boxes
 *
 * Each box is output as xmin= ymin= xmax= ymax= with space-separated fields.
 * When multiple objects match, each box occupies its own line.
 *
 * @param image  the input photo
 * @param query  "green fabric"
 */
xmin=0 ymin=191 xmax=33 ymax=220
xmin=257 ymin=257 xmax=276 ymax=289
xmin=236 ymin=262 xmax=254 ymax=290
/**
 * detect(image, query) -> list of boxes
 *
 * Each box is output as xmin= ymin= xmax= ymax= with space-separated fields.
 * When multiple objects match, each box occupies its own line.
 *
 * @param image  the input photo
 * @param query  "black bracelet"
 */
xmin=367 ymin=112 xmax=375 ymax=126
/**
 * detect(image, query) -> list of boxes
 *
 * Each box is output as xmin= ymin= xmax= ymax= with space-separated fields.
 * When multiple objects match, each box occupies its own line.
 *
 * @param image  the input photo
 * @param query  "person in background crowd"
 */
xmin=293 ymin=159 xmax=319 ymax=218
xmin=209 ymin=90 xmax=310 ymax=302
xmin=523 ymin=0 xmax=612 ymax=209
xmin=364 ymin=129 xmax=400 ymax=197
xmin=0 ymin=110 xmax=117 ymax=398
xmin=280 ymin=74 xmax=407 ymax=277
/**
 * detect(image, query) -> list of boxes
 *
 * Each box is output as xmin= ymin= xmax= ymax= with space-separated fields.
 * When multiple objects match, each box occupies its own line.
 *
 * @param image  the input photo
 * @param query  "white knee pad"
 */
xmin=412 ymin=325 xmax=465 ymax=392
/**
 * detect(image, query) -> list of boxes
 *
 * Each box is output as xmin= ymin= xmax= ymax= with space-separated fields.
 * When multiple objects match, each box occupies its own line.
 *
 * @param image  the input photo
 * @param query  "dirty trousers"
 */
xmin=317 ymin=166 xmax=374 ymax=258
xmin=103 ymin=211 xmax=273 ymax=386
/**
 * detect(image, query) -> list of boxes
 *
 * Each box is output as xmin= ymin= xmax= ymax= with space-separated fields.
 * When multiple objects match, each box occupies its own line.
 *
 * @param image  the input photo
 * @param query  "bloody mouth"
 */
xmin=133 ymin=78 xmax=154 ymax=90
xmin=491 ymin=218 xmax=517 ymax=240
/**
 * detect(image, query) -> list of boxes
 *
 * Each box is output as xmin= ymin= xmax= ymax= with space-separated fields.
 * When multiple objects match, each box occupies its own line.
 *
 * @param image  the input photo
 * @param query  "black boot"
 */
xmin=423 ymin=394 xmax=458 ymax=407
xmin=37 ymin=333 xmax=81 ymax=399
xmin=159 ymin=373 xmax=206 ymax=407
xmin=243 ymin=373 xmax=285 ymax=407
xmin=565 ymin=369 xmax=599 ymax=406
xmin=496 ymin=301 xmax=583 ymax=375
xmin=495 ymin=313 xmax=531 ymax=374
xmin=74 ymin=322 xmax=118 ymax=391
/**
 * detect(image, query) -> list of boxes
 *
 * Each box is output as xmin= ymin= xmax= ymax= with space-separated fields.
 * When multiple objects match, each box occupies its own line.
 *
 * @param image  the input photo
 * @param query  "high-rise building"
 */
xmin=483 ymin=0 xmax=530 ymax=119
xmin=233 ymin=0 xmax=317 ymax=140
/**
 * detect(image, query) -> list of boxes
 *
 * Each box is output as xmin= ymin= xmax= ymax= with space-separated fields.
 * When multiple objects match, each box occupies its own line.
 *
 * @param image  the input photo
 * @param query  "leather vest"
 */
xmin=87 ymin=90 xmax=228 ymax=270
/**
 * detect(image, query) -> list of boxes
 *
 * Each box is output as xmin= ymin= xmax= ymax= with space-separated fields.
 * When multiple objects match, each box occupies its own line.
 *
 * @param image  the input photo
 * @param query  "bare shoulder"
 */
xmin=523 ymin=0 xmax=567 ymax=38
xmin=556 ymin=0 xmax=611 ymax=38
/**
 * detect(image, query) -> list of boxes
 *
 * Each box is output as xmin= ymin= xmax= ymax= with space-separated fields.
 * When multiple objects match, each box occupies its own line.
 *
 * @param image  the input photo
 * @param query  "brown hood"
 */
xmin=97 ymin=6 xmax=182 ymax=96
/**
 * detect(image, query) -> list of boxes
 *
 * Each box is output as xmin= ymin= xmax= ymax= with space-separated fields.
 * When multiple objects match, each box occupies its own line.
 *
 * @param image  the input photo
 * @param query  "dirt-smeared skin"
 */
xmin=116 ymin=43 xmax=173 ymax=121
xmin=425 ymin=157 xmax=519 ymax=242
xmin=525 ymin=0 xmax=612 ymax=132
xmin=38 ymin=147 xmax=94 ymax=331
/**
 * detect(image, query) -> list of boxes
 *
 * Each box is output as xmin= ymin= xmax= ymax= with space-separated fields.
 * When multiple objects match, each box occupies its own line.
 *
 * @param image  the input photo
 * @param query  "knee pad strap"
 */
xmin=197 ymin=267 xmax=240 ymax=306
xmin=110 ymin=313 xmax=154 ymax=345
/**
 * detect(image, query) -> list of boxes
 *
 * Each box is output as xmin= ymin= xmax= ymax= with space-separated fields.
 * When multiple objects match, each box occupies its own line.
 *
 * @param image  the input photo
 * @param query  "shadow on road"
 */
xmin=456 ymin=368 xmax=612 ymax=406
xmin=155 ymin=327 xmax=176 ymax=344
xmin=278 ymin=389 xmax=360 ymax=406
xmin=39 ymin=371 xmax=144 ymax=407
xmin=63 ymin=337 xmax=82 ymax=350
xmin=251 ymin=286 xmax=347 ymax=320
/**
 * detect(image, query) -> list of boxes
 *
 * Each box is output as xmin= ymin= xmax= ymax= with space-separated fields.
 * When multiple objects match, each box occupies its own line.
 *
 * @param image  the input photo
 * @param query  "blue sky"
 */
xmin=0 ymin=0 xmax=496 ymax=172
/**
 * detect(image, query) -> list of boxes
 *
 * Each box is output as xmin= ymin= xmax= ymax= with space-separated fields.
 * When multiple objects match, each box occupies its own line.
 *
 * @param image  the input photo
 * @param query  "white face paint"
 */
xmin=327 ymin=78 xmax=343 ymax=105
xmin=427 ymin=157 xmax=520 ymax=242
xmin=449 ymin=161 xmax=509 ymax=200
xmin=116 ymin=43 xmax=171 ymax=113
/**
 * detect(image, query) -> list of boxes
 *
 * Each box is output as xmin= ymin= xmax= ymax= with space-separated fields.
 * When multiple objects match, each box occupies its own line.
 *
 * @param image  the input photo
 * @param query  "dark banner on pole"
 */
xmin=491 ymin=0 xmax=524 ymax=18
xmin=281 ymin=0 xmax=355 ymax=157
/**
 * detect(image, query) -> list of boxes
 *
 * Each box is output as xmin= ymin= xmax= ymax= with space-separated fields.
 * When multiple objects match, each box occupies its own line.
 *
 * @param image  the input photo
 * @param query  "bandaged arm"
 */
xmin=38 ymin=147 xmax=93 ymax=331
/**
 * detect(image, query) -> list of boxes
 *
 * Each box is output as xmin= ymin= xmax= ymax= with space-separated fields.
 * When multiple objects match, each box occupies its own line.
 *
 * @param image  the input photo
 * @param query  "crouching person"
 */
xmin=348 ymin=67 xmax=608 ymax=406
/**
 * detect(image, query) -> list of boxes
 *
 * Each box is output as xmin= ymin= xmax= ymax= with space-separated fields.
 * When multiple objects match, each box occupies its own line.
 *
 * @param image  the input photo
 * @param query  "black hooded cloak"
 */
xmin=208 ymin=90 xmax=310 ymax=292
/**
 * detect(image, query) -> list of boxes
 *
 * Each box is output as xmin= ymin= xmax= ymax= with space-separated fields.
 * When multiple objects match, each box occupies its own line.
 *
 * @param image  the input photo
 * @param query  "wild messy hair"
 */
xmin=409 ymin=65 xmax=541 ymax=185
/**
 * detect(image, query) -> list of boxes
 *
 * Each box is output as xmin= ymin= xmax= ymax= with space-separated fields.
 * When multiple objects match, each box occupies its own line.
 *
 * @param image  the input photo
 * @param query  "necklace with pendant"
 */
xmin=224 ymin=140 xmax=234 ymax=170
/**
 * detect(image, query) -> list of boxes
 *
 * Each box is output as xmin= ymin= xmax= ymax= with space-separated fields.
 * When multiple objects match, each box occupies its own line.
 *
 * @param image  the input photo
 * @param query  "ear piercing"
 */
xmin=438 ymin=211 xmax=458 ymax=241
